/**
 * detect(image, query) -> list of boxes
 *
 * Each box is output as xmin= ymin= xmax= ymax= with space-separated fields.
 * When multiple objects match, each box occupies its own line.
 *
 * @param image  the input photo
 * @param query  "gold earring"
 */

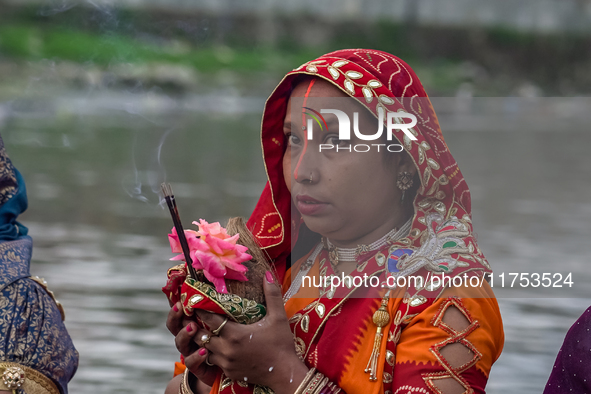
xmin=397 ymin=171 xmax=413 ymax=202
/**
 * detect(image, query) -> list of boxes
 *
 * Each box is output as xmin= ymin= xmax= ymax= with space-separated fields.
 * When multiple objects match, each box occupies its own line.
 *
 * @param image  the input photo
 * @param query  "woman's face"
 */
xmin=282 ymin=78 xmax=416 ymax=247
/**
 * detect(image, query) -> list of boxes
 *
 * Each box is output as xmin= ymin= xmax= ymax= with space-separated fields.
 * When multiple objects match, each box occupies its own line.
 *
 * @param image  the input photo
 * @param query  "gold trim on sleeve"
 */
xmin=0 ymin=362 xmax=59 ymax=394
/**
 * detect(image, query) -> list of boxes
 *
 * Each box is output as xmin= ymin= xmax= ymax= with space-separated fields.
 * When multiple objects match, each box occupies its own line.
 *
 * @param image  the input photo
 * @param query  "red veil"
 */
xmin=248 ymin=49 xmax=481 ymax=278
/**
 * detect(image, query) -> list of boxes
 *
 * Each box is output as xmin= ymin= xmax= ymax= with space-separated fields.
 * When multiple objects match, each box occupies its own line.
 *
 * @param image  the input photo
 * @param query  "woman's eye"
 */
xmin=286 ymin=133 xmax=301 ymax=146
xmin=327 ymin=136 xmax=348 ymax=146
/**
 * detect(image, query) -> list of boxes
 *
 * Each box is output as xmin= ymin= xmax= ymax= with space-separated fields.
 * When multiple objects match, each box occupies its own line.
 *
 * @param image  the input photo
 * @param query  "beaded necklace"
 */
xmin=323 ymin=219 xmax=412 ymax=274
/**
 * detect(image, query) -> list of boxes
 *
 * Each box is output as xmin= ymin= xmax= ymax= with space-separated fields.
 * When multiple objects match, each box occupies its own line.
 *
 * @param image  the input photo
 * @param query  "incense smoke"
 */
xmin=123 ymin=127 xmax=174 ymax=207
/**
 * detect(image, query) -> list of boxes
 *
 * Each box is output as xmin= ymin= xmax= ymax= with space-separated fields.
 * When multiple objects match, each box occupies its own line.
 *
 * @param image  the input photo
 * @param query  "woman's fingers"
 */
xmin=184 ymin=347 xmax=219 ymax=387
xmin=195 ymin=310 xmax=228 ymax=333
xmin=193 ymin=311 xmax=234 ymax=356
xmin=175 ymin=321 xmax=198 ymax=356
xmin=166 ymin=302 xmax=185 ymax=336
xmin=194 ymin=328 xmax=218 ymax=348
xmin=167 ymin=305 xmax=224 ymax=388
xmin=262 ymin=271 xmax=287 ymax=320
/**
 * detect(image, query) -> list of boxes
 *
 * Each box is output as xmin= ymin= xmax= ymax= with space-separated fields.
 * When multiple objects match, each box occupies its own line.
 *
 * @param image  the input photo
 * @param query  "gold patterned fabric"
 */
xmin=0 ymin=362 xmax=60 ymax=394
xmin=0 ymin=237 xmax=79 ymax=394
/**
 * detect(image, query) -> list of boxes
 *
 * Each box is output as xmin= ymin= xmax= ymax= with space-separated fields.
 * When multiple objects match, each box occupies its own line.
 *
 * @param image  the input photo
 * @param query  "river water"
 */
xmin=1 ymin=91 xmax=590 ymax=394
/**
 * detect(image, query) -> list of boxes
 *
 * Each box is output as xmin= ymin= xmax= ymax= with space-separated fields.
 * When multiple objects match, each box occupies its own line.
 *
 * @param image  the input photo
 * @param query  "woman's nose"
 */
xmin=293 ymin=143 xmax=320 ymax=184
xmin=295 ymin=170 xmax=317 ymax=184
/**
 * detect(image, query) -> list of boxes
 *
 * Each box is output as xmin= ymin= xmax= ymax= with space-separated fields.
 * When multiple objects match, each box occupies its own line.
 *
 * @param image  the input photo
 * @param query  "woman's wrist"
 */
xmin=179 ymin=369 xmax=194 ymax=394
xmin=286 ymin=367 xmax=343 ymax=394
xmin=292 ymin=368 xmax=317 ymax=394
xmin=180 ymin=370 xmax=210 ymax=394
xmin=267 ymin=356 xmax=309 ymax=394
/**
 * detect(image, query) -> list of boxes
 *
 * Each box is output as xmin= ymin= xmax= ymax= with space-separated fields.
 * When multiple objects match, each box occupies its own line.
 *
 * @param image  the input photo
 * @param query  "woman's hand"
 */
xmin=194 ymin=273 xmax=309 ymax=394
xmin=166 ymin=302 xmax=220 ymax=389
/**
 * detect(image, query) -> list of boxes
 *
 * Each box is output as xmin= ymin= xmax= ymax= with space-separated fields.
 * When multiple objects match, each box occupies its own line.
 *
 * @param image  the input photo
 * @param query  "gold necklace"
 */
xmin=322 ymin=219 xmax=412 ymax=272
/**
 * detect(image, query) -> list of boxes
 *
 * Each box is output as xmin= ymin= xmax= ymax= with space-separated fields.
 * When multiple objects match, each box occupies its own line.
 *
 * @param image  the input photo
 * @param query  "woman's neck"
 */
xmin=328 ymin=210 xmax=412 ymax=249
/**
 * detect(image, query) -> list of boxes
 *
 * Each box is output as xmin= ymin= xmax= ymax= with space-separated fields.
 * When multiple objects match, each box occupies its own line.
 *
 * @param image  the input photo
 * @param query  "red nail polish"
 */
xmin=265 ymin=271 xmax=274 ymax=284
xmin=198 ymin=348 xmax=207 ymax=356
xmin=173 ymin=304 xmax=179 ymax=312
xmin=186 ymin=324 xmax=193 ymax=333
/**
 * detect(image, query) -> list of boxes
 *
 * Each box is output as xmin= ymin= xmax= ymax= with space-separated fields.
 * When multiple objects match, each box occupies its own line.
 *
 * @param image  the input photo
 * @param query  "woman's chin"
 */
xmin=299 ymin=217 xmax=339 ymax=239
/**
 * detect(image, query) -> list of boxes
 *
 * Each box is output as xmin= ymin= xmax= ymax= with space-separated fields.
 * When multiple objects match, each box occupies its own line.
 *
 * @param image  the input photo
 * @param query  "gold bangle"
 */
xmin=294 ymin=368 xmax=316 ymax=394
xmin=311 ymin=376 xmax=329 ymax=394
xmin=303 ymin=372 xmax=325 ymax=394
xmin=179 ymin=369 xmax=195 ymax=394
xmin=327 ymin=381 xmax=342 ymax=394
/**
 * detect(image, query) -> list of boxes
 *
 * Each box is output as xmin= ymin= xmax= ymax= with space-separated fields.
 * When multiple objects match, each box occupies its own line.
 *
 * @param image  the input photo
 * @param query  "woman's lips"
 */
xmin=295 ymin=195 xmax=329 ymax=216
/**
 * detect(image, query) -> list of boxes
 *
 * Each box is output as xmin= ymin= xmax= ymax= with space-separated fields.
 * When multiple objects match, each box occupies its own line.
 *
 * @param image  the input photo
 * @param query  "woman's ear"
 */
xmin=396 ymin=150 xmax=418 ymax=177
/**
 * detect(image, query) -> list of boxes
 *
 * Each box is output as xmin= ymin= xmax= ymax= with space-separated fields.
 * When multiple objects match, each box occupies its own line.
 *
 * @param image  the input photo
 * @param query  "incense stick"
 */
xmin=161 ymin=183 xmax=198 ymax=279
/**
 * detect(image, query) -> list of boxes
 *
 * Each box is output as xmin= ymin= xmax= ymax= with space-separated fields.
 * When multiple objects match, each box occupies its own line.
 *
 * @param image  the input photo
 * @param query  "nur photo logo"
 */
xmin=302 ymin=105 xmax=418 ymax=152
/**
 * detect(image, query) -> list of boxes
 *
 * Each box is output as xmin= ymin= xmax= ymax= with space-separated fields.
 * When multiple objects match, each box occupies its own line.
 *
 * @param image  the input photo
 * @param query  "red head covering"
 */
xmin=247 ymin=49 xmax=490 ymax=281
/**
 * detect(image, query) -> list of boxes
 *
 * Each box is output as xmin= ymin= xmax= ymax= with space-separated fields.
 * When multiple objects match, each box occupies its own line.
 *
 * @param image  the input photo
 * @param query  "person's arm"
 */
xmin=164 ymin=374 xmax=183 ymax=394
xmin=385 ymin=285 xmax=504 ymax=394
xmin=164 ymin=370 xmax=212 ymax=394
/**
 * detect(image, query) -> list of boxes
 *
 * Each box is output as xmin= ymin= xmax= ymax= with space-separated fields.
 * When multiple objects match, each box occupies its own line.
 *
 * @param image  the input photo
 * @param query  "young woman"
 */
xmin=165 ymin=49 xmax=504 ymax=394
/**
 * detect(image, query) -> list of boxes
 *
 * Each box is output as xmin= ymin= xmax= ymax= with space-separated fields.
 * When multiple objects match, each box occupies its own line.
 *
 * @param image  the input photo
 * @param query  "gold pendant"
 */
xmin=355 ymin=244 xmax=370 ymax=258
xmin=365 ymin=293 xmax=391 ymax=381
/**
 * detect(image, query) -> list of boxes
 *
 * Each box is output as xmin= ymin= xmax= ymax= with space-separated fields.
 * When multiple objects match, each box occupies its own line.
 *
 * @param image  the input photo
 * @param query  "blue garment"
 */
xmin=0 ymin=168 xmax=29 ymax=241
xmin=0 ymin=237 xmax=79 ymax=394
xmin=0 ymin=136 xmax=78 ymax=393
xmin=0 ymin=136 xmax=28 ymax=240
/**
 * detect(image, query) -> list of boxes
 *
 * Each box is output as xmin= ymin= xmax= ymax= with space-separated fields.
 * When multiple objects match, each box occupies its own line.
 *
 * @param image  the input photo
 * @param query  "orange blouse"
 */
xmin=282 ymin=254 xmax=504 ymax=394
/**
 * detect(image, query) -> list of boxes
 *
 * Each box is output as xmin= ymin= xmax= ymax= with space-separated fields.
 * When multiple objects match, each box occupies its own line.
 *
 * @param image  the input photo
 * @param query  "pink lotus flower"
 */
xmin=168 ymin=219 xmax=251 ymax=293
